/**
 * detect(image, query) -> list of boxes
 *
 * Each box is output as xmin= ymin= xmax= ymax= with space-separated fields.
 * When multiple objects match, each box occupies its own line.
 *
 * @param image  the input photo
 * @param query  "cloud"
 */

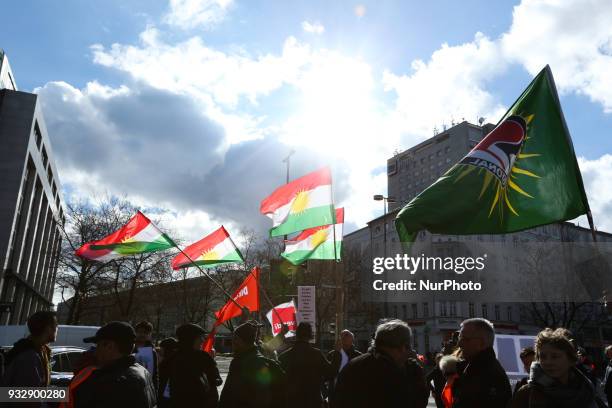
xmin=163 ymin=0 xmax=233 ymax=30
xmin=502 ymin=0 xmax=612 ymax=112
xmin=302 ymin=21 xmax=325 ymax=35
xmin=91 ymin=29 xmax=311 ymax=109
xmin=578 ymin=154 xmax=612 ymax=232
xmin=383 ymin=32 xmax=508 ymax=139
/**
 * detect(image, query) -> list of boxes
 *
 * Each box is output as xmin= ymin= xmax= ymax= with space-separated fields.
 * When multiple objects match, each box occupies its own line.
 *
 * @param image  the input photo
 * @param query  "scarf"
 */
xmin=528 ymin=362 xmax=596 ymax=408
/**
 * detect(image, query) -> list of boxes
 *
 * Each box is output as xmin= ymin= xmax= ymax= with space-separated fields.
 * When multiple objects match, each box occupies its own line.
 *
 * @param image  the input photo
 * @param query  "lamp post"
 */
xmin=373 ymin=195 xmax=396 ymax=316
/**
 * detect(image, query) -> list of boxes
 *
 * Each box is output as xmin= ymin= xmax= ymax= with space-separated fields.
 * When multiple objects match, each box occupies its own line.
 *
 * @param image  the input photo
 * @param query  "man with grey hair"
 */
xmin=332 ymin=319 xmax=428 ymax=408
xmin=326 ymin=329 xmax=361 ymax=407
xmin=451 ymin=318 xmax=511 ymax=408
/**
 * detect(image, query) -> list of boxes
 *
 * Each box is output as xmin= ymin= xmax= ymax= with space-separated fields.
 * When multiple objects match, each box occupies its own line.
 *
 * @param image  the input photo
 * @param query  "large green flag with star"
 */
xmin=395 ymin=65 xmax=592 ymax=243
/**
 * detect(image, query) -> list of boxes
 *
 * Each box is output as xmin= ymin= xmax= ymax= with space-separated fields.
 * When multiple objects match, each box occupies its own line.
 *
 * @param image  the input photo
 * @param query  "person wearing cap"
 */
xmin=134 ymin=321 xmax=159 ymax=391
xmin=168 ymin=323 xmax=221 ymax=408
xmin=219 ymin=321 xmax=287 ymax=408
xmin=278 ymin=322 xmax=334 ymax=408
xmin=72 ymin=321 xmax=156 ymax=408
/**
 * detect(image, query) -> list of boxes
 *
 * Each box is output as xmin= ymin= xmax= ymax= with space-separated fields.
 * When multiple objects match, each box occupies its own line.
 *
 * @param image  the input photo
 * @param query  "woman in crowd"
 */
xmin=511 ymin=328 xmax=603 ymax=408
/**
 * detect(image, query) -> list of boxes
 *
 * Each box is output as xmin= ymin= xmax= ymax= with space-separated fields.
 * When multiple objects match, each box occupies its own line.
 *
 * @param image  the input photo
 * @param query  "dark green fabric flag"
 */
xmin=395 ymin=65 xmax=591 ymax=243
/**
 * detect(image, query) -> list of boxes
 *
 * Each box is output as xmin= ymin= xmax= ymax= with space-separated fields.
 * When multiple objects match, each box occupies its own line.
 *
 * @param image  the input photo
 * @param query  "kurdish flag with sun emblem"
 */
xmin=281 ymin=207 xmax=344 ymax=265
xmin=171 ymin=226 xmax=243 ymax=270
xmin=395 ymin=65 xmax=591 ymax=243
xmin=261 ymin=167 xmax=336 ymax=237
xmin=76 ymin=211 xmax=175 ymax=262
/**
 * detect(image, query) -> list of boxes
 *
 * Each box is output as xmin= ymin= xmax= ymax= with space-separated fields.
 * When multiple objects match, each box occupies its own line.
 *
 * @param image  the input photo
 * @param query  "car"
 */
xmin=49 ymin=346 xmax=87 ymax=386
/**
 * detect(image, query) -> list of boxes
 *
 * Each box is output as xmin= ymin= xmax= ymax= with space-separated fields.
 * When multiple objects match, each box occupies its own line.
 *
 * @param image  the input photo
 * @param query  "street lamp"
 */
xmin=373 ymin=195 xmax=396 ymax=317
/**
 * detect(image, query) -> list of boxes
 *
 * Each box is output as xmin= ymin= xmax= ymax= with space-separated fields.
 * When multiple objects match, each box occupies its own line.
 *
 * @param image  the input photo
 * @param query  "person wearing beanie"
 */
xmin=219 ymin=321 xmax=287 ymax=408
xmin=168 ymin=323 xmax=221 ymax=408
xmin=278 ymin=322 xmax=334 ymax=408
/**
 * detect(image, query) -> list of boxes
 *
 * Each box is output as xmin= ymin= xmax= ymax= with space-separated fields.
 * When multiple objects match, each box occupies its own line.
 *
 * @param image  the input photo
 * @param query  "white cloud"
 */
xmin=164 ymin=0 xmax=233 ymax=30
xmin=502 ymin=0 xmax=612 ymax=112
xmin=302 ymin=21 xmax=325 ymax=35
xmin=383 ymin=32 xmax=508 ymax=138
xmin=577 ymin=154 xmax=612 ymax=233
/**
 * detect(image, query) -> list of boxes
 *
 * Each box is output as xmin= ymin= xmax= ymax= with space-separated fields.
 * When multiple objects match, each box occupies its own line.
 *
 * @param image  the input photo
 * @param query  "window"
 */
xmin=450 ymin=302 xmax=457 ymax=317
xmin=444 ymin=146 xmax=450 ymax=153
xmin=423 ymin=302 xmax=429 ymax=317
xmin=495 ymin=305 xmax=501 ymax=321
xmin=41 ymin=146 xmax=49 ymax=167
xmin=469 ymin=302 xmax=475 ymax=318
xmin=412 ymin=303 xmax=418 ymax=319
xmin=34 ymin=122 xmax=42 ymax=148
xmin=481 ymin=304 xmax=488 ymax=319
xmin=507 ymin=306 xmax=512 ymax=321
xmin=413 ymin=333 xmax=419 ymax=350
xmin=424 ymin=333 xmax=430 ymax=352
xmin=440 ymin=302 xmax=448 ymax=317
xmin=402 ymin=304 xmax=407 ymax=319
xmin=393 ymin=305 xmax=398 ymax=318
xmin=436 ymin=150 xmax=442 ymax=156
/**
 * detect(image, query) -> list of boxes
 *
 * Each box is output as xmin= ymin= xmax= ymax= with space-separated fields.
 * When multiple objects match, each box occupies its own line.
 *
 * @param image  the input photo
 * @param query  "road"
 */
xmin=216 ymin=356 xmax=438 ymax=407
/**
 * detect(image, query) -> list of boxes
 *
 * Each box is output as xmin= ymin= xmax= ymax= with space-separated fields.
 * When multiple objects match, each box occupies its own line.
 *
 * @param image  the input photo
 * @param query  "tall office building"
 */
xmin=0 ymin=50 xmax=64 ymax=324
xmin=387 ymin=121 xmax=495 ymax=210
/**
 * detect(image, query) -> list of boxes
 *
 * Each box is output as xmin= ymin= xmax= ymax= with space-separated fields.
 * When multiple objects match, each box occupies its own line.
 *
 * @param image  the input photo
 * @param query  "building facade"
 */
xmin=0 ymin=50 xmax=64 ymax=324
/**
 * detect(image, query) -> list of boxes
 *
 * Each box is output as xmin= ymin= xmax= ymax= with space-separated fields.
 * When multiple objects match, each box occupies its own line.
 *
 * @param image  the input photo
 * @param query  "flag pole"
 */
xmin=172 ymin=243 xmax=245 ymax=310
xmin=247 ymin=266 xmax=284 ymax=325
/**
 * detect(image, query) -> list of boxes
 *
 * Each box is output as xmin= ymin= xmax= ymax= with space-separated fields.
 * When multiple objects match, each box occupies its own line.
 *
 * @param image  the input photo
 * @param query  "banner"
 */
xmin=266 ymin=300 xmax=297 ymax=337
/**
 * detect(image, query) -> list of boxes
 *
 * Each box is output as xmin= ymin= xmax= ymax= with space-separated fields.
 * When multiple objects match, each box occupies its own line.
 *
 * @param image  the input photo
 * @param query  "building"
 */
xmin=387 ymin=121 xmax=496 ymax=210
xmin=344 ymin=120 xmax=612 ymax=357
xmin=0 ymin=50 xmax=64 ymax=324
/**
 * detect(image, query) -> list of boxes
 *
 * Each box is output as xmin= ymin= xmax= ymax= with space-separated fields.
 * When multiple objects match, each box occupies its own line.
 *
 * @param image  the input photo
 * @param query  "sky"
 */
xmin=2 ymin=0 xmax=612 ymax=242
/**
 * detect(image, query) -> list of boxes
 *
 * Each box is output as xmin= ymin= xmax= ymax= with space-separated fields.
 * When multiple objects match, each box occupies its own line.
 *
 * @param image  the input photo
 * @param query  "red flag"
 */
xmin=202 ymin=267 xmax=260 ymax=353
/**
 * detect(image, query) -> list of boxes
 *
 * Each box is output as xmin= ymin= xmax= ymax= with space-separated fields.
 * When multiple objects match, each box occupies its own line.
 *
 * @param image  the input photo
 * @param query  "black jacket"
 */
xmin=604 ymin=360 xmax=612 ymax=404
xmin=73 ymin=355 xmax=156 ymax=408
xmin=219 ymin=346 xmax=286 ymax=408
xmin=278 ymin=340 xmax=334 ymax=408
xmin=327 ymin=347 xmax=362 ymax=378
xmin=426 ymin=367 xmax=445 ymax=408
xmin=333 ymin=349 xmax=429 ymax=408
xmin=168 ymin=347 xmax=220 ymax=408
xmin=1 ymin=338 xmax=50 ymax=388
xmin=451 ymin=347 xmax=512 ymax=408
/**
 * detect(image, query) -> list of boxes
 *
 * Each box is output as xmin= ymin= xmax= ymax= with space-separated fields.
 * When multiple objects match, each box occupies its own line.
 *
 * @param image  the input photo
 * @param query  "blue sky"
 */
xmin=2 ymin=0 xmax=612 ymax=238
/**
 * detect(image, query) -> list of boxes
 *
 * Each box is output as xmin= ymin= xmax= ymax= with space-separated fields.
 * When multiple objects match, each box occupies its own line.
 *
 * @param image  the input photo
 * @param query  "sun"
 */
xmin=200 ymin=250 xmax=219 ymax=261
xmin=290 ymin=190 xmax=310 ymax=214
xmin=453 ymin=113 xmax=541 ymax=221
xmin=310 ymin=228 xmax=329 ymax=247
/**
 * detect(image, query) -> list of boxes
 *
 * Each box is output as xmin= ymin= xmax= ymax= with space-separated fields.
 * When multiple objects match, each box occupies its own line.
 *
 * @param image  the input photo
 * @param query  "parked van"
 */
xmin=0 ymin=325 xmax=99 ymax=348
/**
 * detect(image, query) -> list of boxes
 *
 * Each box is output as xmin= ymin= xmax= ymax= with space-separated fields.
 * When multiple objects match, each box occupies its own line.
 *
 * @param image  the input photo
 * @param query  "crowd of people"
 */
xmin=1 ymin=310 xmax=612 ymax=407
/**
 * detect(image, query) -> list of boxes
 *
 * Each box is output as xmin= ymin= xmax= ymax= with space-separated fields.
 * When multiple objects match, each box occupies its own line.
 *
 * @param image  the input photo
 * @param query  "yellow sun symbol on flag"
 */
xmin=310 ymin=229 xmax=329 ymax=247
xmin=290 ymin=190 xmax=310 ymax=214
xmin=121 ymin=236 xmax=136 ymax=243
xmin=200 ymin=249 xmax=219 ymax=261
xmin=453 ymin=113 xmax=541 ymax=221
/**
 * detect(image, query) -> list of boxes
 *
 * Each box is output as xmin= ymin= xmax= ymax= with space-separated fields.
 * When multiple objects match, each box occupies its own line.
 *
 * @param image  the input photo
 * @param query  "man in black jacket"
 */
xmin=325 ymin=329 xmax=361 ymax=407
xmin=278 ymin=322 xmax=334 ymax=408
xmin=220 ymin=321 xmax=286 ymax=408
xmin=451 ymin=318 xmax=511 ymax=408
xmin=333 ymin=319 xmax=429 ymax=408
xmin=73 ymin=321 xmax=156 ymax=408
xmin=168 ymin=323 xmax=221 ymax=408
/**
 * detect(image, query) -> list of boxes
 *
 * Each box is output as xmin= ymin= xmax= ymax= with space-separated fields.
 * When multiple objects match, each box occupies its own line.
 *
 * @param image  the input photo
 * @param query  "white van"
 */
xmin=0 ymin=325 xmax=99 ymax=348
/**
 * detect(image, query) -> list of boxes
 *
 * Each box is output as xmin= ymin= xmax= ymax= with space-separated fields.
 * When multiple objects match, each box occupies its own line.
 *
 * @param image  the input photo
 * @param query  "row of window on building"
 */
xmin=390 ymin=302 xmax=513 ymax=321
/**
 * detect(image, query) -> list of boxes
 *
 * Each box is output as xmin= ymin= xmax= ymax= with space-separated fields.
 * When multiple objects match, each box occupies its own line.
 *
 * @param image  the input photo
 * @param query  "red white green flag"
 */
xmin=171 ymin=226 xmax=243 ymax=270
xmin=75 ymin=211 xmax=174 ymax=262
xmin=281 ymin=208 xmax=344 ymax=265
xmin=260 ymin=167 xmax=335 ymax=237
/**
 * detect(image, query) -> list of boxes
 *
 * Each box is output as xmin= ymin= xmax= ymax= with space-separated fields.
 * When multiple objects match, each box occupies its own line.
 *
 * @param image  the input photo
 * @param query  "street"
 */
xmin=215 ymin=356 xmax=438 ymax=407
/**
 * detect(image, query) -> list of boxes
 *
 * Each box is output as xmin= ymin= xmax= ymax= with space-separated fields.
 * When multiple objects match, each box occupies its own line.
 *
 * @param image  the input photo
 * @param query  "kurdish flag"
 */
xmin=171 ymin=226 xmax=243 ymax=270
xmin=395 ymin=65 xmax=591 ymax=243
xmin=261 ymin=167 xmax=335 ymax=237
xmin=281 ymin=208 xmax=343 ymax=265
xmin=76 ymin=211 xmax=175 ymax=262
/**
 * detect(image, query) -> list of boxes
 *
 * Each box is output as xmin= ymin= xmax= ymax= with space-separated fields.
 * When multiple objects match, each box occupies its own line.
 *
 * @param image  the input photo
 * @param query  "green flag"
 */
xmin=395 ymin=65 xmax=591 ymax=243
